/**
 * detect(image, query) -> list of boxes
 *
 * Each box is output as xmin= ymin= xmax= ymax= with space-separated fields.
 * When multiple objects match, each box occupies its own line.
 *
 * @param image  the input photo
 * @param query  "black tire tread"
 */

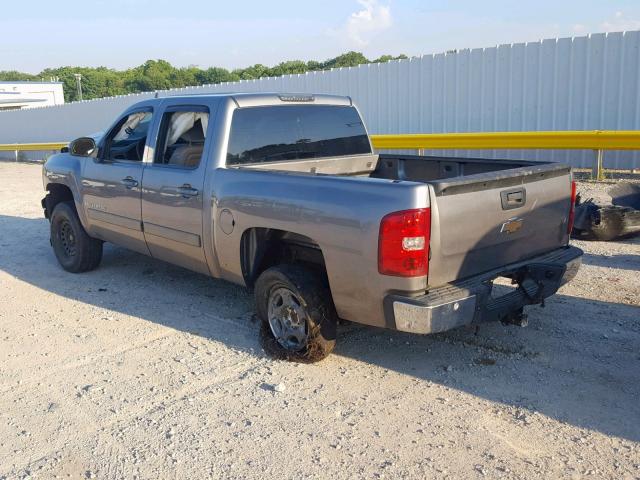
xmin=50 ymin=201 xmax=103 ymax=273
xmin=255 ymin=264 xmax=337 ymax=363
xmin=591 ymin=207 xmax=625 ymax=241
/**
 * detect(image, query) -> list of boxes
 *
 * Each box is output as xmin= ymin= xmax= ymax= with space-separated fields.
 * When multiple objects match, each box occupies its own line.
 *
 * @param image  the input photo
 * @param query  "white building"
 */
xmin=0 ymin=81 xmax=64 ymax=110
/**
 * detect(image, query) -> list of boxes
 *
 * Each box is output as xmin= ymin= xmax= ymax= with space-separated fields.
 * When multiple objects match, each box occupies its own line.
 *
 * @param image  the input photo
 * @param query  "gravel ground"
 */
xmin=576 ymin=179 xmax=640 ymax=206
xmin=0 ymin=162 xmax=639 ymax=480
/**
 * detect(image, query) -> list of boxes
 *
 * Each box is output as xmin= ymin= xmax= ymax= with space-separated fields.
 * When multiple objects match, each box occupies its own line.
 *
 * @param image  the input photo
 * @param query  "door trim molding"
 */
xmin=143 ymin=222 xmax=202 ymax=247
xmin=87 ymin=208 xmax=141 ymax=231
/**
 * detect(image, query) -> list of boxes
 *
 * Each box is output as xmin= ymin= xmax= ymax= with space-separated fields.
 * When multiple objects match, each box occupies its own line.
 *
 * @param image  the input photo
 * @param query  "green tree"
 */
xmin=126 ymin=59 xmax=176 ymax=92
xmin=234 ymin=64 xmax=270 ymax=80
xmin=306 ymin=60 xmax=323 ymax=71
xmin=0 ymin=51 xmax=408 ymax=102
xmin=270 ymin=60 xmax=308 ymax=76
xmin=195 ymin=67 xmax=238 ymax=85
xmin=322 ymin=51 xmax=370 ymax=69
xmin=0 ymin=70 xmax=39 ymax=81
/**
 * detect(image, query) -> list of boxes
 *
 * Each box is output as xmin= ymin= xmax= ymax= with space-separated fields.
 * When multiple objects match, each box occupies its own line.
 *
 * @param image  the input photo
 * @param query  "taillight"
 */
xmin=378 ymin=208 xmax=431 ymax=277
xmin=567 ymin=180 xmax=577 ymax=234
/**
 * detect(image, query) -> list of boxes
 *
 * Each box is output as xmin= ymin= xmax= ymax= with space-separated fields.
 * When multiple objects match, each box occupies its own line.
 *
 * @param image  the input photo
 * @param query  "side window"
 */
xmin=154 ymin=110 xmax=209 ymax=168
xmin=102 ymin=111 xmax=153 ymax=162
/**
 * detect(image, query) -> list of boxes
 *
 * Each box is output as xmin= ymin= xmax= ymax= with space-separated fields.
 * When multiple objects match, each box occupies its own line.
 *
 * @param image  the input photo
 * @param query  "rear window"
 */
xmin=226 ymin=105 xmax=371 ymax=165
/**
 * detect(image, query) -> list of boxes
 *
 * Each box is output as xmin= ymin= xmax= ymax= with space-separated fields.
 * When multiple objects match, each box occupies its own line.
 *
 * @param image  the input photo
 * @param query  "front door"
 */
xmin=81 ymin=109 xmax=153 ymax=255
xmin=140 ymin=106 xmax=210 ymax=274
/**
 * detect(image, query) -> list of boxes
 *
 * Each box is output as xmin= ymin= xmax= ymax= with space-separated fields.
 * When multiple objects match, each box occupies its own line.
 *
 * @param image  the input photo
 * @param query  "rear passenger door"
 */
xmin=141 ymin=105 xmax=211 ymax=274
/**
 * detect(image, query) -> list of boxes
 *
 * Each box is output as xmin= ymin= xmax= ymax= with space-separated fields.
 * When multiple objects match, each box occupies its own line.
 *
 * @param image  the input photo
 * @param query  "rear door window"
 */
xmin=226 ymin=105 xmax=371 ymax=165
xmin=154 ymin=109 xmax=209 ymax=168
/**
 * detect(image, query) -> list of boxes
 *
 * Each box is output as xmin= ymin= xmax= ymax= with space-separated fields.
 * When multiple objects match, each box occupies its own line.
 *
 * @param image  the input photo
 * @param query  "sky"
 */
xmin=3 ymin=0 xmax=640 ymax=73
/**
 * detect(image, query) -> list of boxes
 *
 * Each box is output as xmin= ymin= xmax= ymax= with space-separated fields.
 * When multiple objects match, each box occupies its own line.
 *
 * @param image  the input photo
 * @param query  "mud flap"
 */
xmin=41 ymin=197 xmax=51 ymax=219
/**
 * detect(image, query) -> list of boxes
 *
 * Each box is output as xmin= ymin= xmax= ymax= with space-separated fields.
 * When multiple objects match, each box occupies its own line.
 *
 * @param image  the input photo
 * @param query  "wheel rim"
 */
xmin=267 ymin=287 xmax=309 ymax=351
xmin=58 ymin=220 xmax=77 ymax=258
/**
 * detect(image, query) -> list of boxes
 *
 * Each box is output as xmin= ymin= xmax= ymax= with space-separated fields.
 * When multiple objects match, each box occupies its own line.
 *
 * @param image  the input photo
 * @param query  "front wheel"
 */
xmin=50 ymin=201 xmax=103 ymax=273
xmin=255 ymin=265 xmax=337 ymax=362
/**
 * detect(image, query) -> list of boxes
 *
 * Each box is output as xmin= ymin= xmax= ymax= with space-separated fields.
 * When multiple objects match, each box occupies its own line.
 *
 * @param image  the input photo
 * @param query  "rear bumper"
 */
xmin=384 ymin=246 xmax=583 ymax=334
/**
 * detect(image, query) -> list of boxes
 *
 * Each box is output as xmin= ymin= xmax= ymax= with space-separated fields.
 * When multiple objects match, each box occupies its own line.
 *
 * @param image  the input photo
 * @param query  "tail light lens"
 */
xmin=567 ymin=180 xmax=577 ymax=234
xmin=378 ymin=208 xmax=431 ymax=277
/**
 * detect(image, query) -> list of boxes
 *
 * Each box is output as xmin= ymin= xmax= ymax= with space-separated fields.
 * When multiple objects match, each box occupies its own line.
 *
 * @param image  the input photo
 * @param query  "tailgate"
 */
xmin=427 ymin=163 xmax=573 ymax=286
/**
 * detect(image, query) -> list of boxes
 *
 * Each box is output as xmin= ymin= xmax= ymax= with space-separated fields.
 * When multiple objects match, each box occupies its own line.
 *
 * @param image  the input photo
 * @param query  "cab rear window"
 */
xmin=226 ymin=105 xmax=371 ymax=165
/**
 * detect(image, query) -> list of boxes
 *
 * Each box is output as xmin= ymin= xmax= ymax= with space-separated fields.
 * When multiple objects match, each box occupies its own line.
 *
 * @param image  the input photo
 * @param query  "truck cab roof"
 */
xmin=131 ymin=92 xmax=353 ymax=110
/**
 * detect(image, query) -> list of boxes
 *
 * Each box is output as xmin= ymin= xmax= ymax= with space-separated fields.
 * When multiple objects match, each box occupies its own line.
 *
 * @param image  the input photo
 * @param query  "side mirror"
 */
xmin=69 ymin=137 xmax=97 ymax=157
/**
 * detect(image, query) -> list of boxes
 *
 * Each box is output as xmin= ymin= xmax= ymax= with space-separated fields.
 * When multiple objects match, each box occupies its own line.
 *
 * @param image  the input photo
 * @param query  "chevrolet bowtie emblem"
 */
xmin=501 ymin=217 xmax=524 ymax=234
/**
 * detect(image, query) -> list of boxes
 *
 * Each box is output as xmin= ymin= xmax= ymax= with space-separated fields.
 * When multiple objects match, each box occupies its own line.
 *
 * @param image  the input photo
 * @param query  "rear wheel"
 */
xmin=255 ymin=265 xmax=337 ymax=362
xmin=50 ymin=201 xmax=103 ymax=273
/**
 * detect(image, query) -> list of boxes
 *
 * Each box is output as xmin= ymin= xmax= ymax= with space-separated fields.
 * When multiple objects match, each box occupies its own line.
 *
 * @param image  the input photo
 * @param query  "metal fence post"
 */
xmin=592 ymin=149 xmax=605 ymax=181
xmin=15 ymin=149 xmax=18 ymax=162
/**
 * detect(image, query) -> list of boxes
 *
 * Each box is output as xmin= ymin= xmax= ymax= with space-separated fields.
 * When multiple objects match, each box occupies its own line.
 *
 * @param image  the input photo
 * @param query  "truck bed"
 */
xmin=237 ymin=153 xmax=573 ymax=286
xmin=236 ymin=152 xmax=566 ymax=185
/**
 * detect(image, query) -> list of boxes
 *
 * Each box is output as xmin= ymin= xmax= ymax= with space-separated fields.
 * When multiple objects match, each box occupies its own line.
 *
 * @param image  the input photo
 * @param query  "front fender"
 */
xmin=42 ymin=153 xmax=88 ymax=227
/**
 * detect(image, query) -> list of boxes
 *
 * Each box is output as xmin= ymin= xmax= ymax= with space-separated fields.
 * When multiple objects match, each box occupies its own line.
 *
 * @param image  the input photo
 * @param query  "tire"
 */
xmin=590 ymin=207 xmax=624 ymax=241
xmin=50 ymin=201 xmax=103 ymax=273
xmin=255 ymin=265 xmax=337 ymax=362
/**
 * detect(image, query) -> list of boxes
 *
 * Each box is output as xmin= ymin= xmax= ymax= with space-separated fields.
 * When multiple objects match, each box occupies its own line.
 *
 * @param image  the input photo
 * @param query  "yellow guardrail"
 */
xmin=369 ymin=130 xmax=640 ymax=150
xmin=0 ymin=142 xmax=68 ymax=152
xmin=4 ymin=131 xmax=639 ymax=153
xmin=369 ymin=130 xmax=639 ymax=180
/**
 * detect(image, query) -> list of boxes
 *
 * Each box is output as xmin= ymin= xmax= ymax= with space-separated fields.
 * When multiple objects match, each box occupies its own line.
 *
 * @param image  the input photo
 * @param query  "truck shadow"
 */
xmin=1 ymin=213 xmax=639 ymax=442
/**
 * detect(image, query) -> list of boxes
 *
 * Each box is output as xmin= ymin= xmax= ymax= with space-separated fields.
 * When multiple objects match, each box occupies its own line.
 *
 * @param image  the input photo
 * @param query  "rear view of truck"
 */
xmin=373 ymin=154 xmax=582 ymax=334
xmin=216 ymin=94 xmax=582 ymax=361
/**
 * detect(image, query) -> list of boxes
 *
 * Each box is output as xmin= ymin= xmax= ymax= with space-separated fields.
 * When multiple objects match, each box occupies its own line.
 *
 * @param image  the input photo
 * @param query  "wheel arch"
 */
xmin=239 ymin=227 xmax=328 ymax=289
xmin=43 ymin=183 xmax=75 ymax=219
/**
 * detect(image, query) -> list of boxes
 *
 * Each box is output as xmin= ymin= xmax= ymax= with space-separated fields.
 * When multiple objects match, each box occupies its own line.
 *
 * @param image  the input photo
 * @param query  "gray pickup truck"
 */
xmin=42 ymin=93 xmax=582 ymax=361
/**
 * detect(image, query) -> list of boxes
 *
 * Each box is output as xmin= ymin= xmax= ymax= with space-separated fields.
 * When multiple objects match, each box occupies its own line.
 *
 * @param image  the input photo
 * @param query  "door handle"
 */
xmin=178 ymin=184 xmax=199 ymax=198
xmin=121 ymin=177 xmax=138 ymax=189
xmin=507 ymin=192 xmax=523 ymax=204
xmin=500 ymin=188 xmax=526 ymax=210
